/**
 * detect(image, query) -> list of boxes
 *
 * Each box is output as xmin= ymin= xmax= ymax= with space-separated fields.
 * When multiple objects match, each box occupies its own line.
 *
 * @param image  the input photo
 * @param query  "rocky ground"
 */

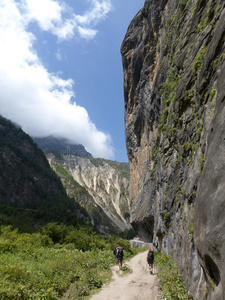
xmin=90 ymin=251 xmax=162 ymax=300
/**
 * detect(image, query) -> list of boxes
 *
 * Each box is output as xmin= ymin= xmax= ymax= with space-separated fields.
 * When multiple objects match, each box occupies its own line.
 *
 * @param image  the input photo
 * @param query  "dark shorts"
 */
xmin=117 ymin=256 xmax=123 ymax=262
xmin=147 ymin=259 xmax=154 ymax=264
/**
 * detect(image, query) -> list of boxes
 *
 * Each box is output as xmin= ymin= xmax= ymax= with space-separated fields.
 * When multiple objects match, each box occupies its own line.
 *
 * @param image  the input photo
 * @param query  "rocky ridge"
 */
xmin=33 ymin=136 xmax=92 ymax=158
xmin=47 ymin=153 xmax=131 ymax=234
xmin=121 ymin=0 xmax=225 ymax=299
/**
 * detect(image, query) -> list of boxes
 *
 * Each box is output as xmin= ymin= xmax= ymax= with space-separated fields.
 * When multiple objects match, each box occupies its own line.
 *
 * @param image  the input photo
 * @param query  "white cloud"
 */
xmin=75 ymin=0 xmax=112 ymax=26
xmin=77 ymin=27 xmax=97 ymax=40
xmin=0 ymin=0 xmax=114 ymax=159
xmin=23 ymin=0 xmax=62 ymax=31
xmin=19 ymin=0 xmax=112 ymax=41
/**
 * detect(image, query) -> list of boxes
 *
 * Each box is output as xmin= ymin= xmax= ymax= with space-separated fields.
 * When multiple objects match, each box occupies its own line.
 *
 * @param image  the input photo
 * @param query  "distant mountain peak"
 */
xmin=33 ymin=135 xmax=92 ymax=158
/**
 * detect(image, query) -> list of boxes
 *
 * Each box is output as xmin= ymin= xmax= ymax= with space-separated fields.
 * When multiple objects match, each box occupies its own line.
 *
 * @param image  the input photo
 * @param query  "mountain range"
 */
xmin=34 ymin=136 xmax=131 ymax=235
xmin=0 ymin=116 xmax=131 ymax=235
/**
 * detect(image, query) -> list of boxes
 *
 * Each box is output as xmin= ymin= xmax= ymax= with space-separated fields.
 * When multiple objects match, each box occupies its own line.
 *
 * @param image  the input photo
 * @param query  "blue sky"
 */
xmin=0 ymin=0 xmax=145 ymax=162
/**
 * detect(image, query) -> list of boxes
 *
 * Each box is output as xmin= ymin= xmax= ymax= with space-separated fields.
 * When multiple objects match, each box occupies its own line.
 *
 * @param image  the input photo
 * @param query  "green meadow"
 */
xmin=0 ymin=223 xmax=141 ymax=300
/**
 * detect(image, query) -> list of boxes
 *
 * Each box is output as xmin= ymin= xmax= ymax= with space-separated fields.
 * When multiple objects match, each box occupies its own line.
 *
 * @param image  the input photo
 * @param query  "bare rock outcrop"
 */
xmin=47 ymin=154 xmax=131 ymax=234
xmin=121 ymin=0 xmax=225 ymax=299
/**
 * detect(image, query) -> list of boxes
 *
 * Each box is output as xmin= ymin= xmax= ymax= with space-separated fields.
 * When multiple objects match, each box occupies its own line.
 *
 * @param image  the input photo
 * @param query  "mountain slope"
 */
xmin=47 ymin=152 xmax=131 ymax=234
xmin=33 ymin=135 xmax=92 ymax=158
xmin=0 ymin=115 xmax=89 ymax=231
xmin=121 ymin=0 xmax=225 ymax=299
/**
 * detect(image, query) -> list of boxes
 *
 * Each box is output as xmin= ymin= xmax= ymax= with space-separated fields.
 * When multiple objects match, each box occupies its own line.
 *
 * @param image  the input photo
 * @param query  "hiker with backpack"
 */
xmin=147 ymin=247 xmax=154 ymax=274
xmin=116 ymin=246 xmax=124 ymax=270
xmin=113 ymin=247 xmax=118 ymax=265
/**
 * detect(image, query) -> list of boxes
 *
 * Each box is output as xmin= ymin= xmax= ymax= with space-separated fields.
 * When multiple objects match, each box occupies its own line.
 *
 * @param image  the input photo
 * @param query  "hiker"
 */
xmin=147 ymin=247 xmax=154 ymax=274
xmin=116 ymin=246 xmax=124 ymax=270
xmin=113 ymin=247 xmax=118 ymax=265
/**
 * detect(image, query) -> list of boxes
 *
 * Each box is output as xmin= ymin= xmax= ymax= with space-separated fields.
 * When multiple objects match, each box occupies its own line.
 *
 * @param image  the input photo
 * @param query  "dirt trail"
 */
xmin=90 ymin=251 xmax=162 ymax=300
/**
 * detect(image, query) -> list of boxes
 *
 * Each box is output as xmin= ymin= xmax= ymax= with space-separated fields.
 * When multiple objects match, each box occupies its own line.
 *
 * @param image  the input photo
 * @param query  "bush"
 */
xmin=155 ymin=252 xmax=194 ymax=300
xmin=0 ymin=222 xmax=140 ymax=299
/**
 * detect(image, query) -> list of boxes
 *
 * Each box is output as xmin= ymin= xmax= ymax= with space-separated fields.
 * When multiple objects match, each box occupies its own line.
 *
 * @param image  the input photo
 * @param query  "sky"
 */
xmin=0 ymin=0 xmax=145 ymax=162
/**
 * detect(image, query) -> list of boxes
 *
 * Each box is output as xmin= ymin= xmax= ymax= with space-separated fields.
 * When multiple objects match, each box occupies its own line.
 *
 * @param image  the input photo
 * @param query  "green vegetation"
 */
xmin=0 ymin=117 xmax=64 ymax=193
xmin=178 ymin=0 xmax=188 ymax=11
xmin=44 ymin=150 xmax=62 ymax=160
xmin=0 ymin=223 xmax=141 ymax=299
xmin=0 ymin=192 xmax=89 ymax=233
xmin=188 ymin=217 xmax=195 ymax=239
xmin=0 ymin=115 xmax=91 ymax=234
xmin=159 ymin=65 xmax=181 ymax=131
xmin=89 ymin=158 xmax=130 ymax=180
xmin=198 ymin=0 xmax=216 ymax=32
xmin=89 ymin=157 xmax=105 ymax=168
xmin=209 ymin=88 xmax=216 ymax=100
xmin=53 ymin=163 xmax=91 ymax=200
xmin=0 ymin=224 xmax=198 ymax=300
xmin=115 ymin=264 xmax=131 ymax=277
xmin=164 ymin=212 xmax=170 ymax=221
xmin=119 ymin=228 xmax=137 ymax=240
xmin=193 ymin=46 xmax=207 ymax=71
xmin=53 ymin=163 xmax=71 ymax=179
xmin=155 ymin=252 xmax=194 ymax=300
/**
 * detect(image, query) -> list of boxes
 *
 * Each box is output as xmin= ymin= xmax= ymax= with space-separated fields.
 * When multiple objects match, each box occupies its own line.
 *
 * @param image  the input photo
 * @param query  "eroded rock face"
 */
xmin=47 ymin=154 xmax=131 ymax=234
xmin=121 ymin=0 xmax=225 ymax=299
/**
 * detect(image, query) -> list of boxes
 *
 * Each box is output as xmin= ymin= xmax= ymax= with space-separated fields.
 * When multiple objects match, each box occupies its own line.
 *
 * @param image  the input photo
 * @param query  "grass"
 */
xmin=0 ymin=224 xmax=143 ymax=300
xmin=116 ymin=264 xmax=131 ymax=277
xmin=0 ymin=224 xmax=197 ymax=299
xmin=0 ymin=246 xmax=113 ymax=299
xmin=155 ymin=252 xmax=194 ymax=300
xmin=89 ymin=158 xmax=130 ymax=180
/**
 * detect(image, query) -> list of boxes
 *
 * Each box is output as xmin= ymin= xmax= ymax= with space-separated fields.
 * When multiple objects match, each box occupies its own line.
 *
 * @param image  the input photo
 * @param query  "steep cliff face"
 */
xmin=47 ymin=154 xmax=131 ymax=234
xmin=121 ymin=0 xmax=225 ymax=299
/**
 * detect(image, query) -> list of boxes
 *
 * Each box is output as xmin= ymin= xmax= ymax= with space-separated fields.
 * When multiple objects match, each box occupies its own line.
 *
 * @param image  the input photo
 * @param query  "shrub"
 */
xmin=155 ymin=252 xmax=193 ymax=299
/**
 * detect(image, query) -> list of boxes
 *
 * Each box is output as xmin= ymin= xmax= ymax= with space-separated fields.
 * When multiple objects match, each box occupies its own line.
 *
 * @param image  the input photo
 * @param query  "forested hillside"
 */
xmin=0 ymin=115 xmax=89 ymax=231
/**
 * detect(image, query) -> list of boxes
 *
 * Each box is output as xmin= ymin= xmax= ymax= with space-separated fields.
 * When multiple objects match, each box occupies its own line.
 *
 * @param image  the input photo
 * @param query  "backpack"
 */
xmin=116 ymin=247 xmax=123 ymax=257
xmin=148 ymin=250 xmax=154 ymax=260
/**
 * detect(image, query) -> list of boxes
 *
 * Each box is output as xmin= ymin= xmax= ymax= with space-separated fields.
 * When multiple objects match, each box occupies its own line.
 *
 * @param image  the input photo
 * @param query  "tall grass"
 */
xmin=155 ymin=252 xmax=194 ymax=300
xmin=0 ymin=224 xmax=139 ymax=299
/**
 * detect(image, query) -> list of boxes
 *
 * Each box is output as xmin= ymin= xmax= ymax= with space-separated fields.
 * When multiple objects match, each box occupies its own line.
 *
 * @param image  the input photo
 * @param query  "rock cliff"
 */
xmin=47 ymin=153 xmax=131 ymax=235
xmin=121 ymin=0 xmax=225 ymax=299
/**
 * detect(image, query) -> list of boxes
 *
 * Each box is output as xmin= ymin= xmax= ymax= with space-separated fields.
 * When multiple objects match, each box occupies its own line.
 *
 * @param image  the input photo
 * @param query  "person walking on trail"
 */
xmin=147 ymin=247 xmax=154 ymax=274
xmin=116 ymin=246 xmax=124 ymax=270
xmin=113 ymin=247 xmax=118 ymax=265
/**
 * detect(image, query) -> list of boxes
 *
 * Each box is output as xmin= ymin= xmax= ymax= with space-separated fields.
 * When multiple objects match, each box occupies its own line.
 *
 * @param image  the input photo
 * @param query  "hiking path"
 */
xmin=90 ymin=251 xmax=163 ymax=300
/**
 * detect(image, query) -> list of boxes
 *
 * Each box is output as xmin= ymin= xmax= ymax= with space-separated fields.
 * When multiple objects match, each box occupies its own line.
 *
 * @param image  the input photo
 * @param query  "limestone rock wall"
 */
xmin=121 ymin=0 xmax=225 ymax=299
xmin=47 ymin=154 xmax=131 ymax=234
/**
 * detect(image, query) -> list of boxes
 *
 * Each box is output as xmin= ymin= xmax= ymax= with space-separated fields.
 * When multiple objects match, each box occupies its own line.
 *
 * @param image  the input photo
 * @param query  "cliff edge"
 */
xmin=121 ymin=0 xmax=225 ymax=299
